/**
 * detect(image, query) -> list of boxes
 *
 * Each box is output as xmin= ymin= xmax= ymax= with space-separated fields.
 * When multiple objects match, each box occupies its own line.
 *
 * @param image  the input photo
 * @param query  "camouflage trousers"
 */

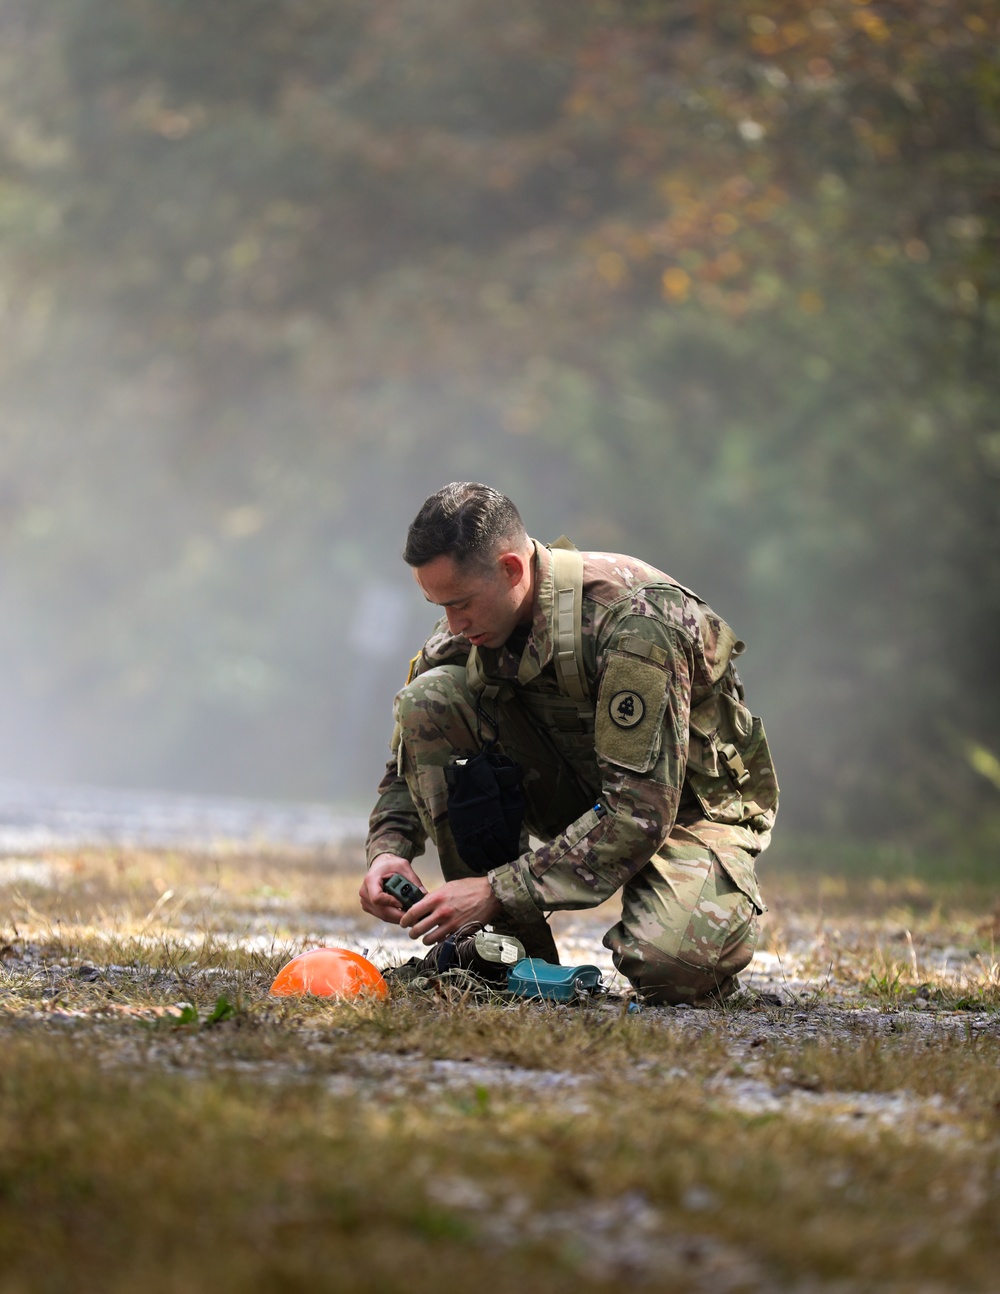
xmin=394 ymin=665 xmax=764 ymax=1006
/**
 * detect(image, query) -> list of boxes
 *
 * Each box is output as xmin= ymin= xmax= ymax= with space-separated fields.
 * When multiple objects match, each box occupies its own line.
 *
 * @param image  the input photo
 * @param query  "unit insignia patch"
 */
xmin=595 ymin=649 xmax=670 ymax=773
xmin=609 ymin=690 xmax=645 ymax=728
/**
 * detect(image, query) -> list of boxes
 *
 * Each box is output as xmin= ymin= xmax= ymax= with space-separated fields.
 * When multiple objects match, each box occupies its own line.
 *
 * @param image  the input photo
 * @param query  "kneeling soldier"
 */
xmin=359 ymin=482 xmax=778 ymax=1005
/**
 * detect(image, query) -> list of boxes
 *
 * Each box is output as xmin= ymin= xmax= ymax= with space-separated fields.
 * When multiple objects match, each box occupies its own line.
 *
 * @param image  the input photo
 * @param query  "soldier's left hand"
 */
xmin=400 ymin=876 xmax=502 ymax=944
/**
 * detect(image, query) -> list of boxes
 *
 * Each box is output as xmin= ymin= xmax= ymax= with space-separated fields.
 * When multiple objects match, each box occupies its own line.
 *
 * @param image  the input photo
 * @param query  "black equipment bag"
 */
xmin=444 ymin=739 xmax=525 ymax=874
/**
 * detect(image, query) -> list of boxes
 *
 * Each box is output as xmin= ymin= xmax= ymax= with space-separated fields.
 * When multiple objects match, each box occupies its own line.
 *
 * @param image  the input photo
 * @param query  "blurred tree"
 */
xmin=0 ymin=0 xmax=996 ymax=839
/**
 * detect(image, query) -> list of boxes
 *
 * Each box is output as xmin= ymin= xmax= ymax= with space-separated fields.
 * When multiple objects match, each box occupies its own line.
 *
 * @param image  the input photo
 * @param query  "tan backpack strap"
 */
xmin=548 ymin=544 xmax=589 ymax=706
xmin=466 ymin=646 xmax=511 ymax=703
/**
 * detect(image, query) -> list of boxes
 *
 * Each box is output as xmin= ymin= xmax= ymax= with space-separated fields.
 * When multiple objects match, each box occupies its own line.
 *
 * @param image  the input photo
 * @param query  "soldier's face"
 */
xmin=413 ymin=552 xmax=532 ymax=649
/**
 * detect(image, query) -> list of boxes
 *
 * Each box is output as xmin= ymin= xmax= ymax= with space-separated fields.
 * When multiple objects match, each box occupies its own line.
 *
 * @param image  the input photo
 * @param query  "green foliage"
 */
xmin=140 ymin=995 xmax=237 ymax=1029
xmin=865 ymin=967 xmax=906 ymax=1005
xmin=0 ymin=0 xmax=997 ymax=837
xmin=206 ymin=994 xmax=237 ymax=1024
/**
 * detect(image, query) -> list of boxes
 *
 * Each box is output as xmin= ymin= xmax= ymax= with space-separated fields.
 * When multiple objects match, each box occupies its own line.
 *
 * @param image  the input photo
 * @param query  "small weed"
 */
xmin=865 ymin=966 xmax=905 ymax=1004
xmin=206 ymin=993 xmax=238 ymax=1024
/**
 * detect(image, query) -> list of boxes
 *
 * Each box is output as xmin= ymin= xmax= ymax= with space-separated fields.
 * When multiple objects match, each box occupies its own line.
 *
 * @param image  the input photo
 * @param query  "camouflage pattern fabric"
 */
xmin=367 ymin=541 xmax=779 ymax=1004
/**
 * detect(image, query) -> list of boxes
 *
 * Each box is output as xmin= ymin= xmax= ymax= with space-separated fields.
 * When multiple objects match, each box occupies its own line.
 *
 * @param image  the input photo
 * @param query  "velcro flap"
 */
xmin=617 ymin=633 xmax=669 ymax=668
xmin=595 ymin=651 xmax=669 ymax=773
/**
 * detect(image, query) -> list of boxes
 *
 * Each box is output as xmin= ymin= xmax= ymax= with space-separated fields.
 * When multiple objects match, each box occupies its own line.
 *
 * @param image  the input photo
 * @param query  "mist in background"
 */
xmin=0 ymin=0 xmax=997 ymax=848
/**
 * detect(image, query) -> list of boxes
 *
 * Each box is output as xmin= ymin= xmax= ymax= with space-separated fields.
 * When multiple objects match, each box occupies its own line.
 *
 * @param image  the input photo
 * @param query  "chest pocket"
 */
xmin=517 ymin=687 xmax=593 ymax=734
xmin=594 ymin=650 xmax=670 ymax=774
xmin=515 ymin=685 xmax=599 ymax=798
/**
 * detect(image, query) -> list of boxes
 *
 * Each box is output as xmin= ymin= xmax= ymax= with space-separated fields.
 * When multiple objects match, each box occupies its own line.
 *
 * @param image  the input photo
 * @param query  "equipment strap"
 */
xmin=548 ymin=543 xmax=589 ymax=707
xmin=466 ymin=645 xmax=512 ymax=703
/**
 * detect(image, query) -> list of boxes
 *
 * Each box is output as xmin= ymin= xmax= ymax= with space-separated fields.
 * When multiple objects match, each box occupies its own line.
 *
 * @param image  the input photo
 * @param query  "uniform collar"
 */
xmin=477 ymin=539 xmax=556 ymax=686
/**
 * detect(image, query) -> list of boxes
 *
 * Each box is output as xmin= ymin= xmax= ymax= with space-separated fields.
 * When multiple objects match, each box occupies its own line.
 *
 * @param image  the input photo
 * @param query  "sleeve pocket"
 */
xmin=594 ymin=652 xmax=670 ymax=774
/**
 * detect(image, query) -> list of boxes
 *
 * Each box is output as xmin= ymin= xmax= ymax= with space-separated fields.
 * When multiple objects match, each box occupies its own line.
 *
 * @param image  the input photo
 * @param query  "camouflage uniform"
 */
xmin=367 ymin=542 xmax=778 ymax=1005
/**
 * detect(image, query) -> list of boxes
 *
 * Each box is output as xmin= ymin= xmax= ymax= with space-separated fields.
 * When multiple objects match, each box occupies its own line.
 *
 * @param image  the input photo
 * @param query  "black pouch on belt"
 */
xmin=444 ymin=739 xmax=525 ymax=874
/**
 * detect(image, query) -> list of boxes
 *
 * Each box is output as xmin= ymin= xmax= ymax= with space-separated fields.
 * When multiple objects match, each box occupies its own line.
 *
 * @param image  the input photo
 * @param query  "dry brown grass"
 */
xmin=1 ymin=845 xmax=998 ymax=1292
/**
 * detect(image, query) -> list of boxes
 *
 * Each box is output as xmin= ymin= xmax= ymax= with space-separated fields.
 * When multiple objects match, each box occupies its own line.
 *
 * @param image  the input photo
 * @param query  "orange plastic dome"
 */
xmin=269 ymin=947 xmax=389 ymax=1000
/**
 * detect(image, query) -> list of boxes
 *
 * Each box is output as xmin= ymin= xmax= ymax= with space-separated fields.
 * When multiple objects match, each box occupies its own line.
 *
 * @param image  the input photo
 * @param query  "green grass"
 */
xmin=766 ymin=829 xmax=1000 ymax=893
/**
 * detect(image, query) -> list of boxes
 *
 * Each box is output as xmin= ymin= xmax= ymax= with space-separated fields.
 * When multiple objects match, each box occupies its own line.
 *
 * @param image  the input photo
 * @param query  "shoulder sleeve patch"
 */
xmin=595 ymin=650 xmax=670 ymax=773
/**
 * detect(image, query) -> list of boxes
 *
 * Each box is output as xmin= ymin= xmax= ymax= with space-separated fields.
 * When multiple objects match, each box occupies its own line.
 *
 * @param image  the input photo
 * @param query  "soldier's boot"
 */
xmin=490 ymin=911 xmax=559 ymax=962
xmin=386 ymin=929 xmax=525 ymax=989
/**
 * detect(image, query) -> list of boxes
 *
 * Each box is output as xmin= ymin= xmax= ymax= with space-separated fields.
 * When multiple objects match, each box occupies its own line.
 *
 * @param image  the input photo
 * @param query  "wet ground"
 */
xmin=1 ymin=777 xmax=996 ymax=1027
xmin=2 ymin=784 xmax=997 ymax=1291
xmin=0 ymin=778 xmax=366 ymax=852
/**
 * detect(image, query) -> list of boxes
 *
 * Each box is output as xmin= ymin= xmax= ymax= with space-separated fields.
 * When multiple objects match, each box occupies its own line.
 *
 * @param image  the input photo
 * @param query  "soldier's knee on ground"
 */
xmin=611 ymin=917 xmax=757 ymax=1005
xmin=604 ymin=849 xmax=761 ymax=1006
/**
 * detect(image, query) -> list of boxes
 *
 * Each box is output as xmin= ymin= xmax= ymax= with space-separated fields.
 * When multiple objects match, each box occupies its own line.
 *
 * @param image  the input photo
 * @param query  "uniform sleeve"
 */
xmin=488 ymin=615 xmax=693 ymax=924
xmin=364 ymin=620 xmax=470 ymax=868
xmin=365 ymin=758 xmax=427 ymax=867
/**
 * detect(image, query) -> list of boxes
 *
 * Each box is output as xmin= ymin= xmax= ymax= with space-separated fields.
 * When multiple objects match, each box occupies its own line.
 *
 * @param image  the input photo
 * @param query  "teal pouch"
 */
xmin=507 ymin=958 xmax=604 ymax=1002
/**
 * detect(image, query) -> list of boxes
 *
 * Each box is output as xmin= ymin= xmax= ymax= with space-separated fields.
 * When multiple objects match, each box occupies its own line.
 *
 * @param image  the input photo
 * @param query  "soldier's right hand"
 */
xmin=359 ymin=854 xmax=425 ymax=924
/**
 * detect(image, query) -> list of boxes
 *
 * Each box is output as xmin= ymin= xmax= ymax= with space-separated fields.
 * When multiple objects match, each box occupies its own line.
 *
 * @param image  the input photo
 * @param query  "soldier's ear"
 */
xmin=497 ymin=551 xmax=527 ymax=586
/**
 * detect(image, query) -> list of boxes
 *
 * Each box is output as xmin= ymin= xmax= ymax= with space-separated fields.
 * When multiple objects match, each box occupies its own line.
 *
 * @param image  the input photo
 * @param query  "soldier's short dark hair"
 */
xmin=404 ymin=483 xmax=528 ymax=571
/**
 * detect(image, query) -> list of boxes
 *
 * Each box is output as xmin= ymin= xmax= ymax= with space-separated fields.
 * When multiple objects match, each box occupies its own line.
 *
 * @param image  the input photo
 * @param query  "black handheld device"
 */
xmin=384 ymin=873 xmax=426 ymax=911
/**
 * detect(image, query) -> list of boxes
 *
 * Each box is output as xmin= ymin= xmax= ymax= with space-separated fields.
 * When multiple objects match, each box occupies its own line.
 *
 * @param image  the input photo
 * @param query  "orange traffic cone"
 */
xmin=270 ymin=947 xmax=388 ymax=1000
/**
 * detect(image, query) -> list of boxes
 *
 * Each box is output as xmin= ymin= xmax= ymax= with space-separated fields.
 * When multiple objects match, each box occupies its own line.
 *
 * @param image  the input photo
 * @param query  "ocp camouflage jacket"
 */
xmin=366 ymin=541 xmax=778 ymax=927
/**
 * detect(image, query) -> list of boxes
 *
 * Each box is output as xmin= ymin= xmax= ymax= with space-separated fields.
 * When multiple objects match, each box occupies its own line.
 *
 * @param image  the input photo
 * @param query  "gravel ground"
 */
xmin=1 ymin=790 xmax=996 ymax=1293
xmin=2 ymin=919 xmax=997 ymax=1204
xmin=1 ymin=782 xmax=997 ymax=1132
